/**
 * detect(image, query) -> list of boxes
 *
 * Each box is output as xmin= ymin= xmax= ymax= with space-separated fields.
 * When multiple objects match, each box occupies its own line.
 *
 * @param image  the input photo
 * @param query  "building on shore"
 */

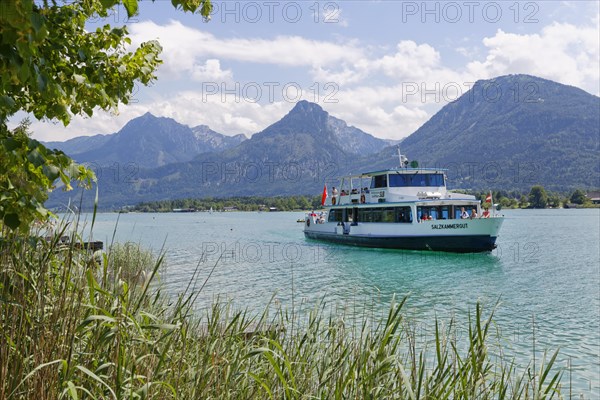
xmin=586 ymin=191 xmax=600 ymax=204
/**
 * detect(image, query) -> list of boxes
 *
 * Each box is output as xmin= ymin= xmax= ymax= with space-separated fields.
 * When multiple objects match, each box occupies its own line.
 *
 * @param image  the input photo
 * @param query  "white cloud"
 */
xmin=162 ymin=93 xmax=288 ymax=135
xmin=455 ymin=45 xmax=481 ymax=59
xmin=311 ymin=40 xmax=452 ymax=85
xmin=372 ymin=41 xmax=441 ymax=79
xmin=325 ymin=101 xmax=430 ymax=140
xmin=191 ymin=59 xmax=233 ymax=82
xmin=128 ymin=20 xmax=364 ymax=73
xmin=310 ymin=62 xmax=370 ymax=86
xmin=467 ymin=22 xmax=600 ymax=94
xmin=320 ymin=84 xmax=444 ymax=139
xmin=28 ymin=107 xmax=141 ymax=142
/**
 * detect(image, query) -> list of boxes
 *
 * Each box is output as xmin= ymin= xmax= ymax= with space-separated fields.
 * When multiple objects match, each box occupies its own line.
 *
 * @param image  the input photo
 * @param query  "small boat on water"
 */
xmin=303 ymin=151 xmax=503 ymax=253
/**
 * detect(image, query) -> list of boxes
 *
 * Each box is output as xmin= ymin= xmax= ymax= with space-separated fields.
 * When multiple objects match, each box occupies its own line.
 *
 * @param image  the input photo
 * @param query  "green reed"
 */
xmin=0 ymin=220 xmax=563 ymax=399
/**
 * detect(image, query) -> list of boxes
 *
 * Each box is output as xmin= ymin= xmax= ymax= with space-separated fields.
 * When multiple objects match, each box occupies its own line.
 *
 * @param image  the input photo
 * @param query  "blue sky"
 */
xmin=27 ymin=1 xmax=600 ymax=141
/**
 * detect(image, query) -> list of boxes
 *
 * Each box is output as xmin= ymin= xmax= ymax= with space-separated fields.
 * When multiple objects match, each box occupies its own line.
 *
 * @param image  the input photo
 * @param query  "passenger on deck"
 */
xmin=460 ymin=207 xmax=469 ymax=219
xmin=332 ymin=187 xmax=338 ymax=205
xmin=482 ymin=208 xmax=490 ymax=218
xmin=470 ymin=209 xmax=478 ymax=219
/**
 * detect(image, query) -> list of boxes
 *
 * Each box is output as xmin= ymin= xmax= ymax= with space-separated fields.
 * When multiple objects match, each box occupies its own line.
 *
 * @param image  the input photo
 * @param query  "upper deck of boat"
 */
xmin=328 ymin=166 xmax=478 ymax=207
xmin=344 ymin=167 xmax=448 ymax=178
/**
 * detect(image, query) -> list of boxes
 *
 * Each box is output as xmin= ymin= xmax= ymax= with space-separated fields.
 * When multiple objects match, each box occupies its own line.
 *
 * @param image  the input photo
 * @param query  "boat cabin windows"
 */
xmin=419 ymin=205 xmax=453 ymax=221
xmin=328 ymin=208 xmax=358 ymax=223
xmin=418 ymin=205 xmax=476 ymax=221
xmin=370 ymin=175 xmax=387 ymax=189
xmin=388 ymin=173 xmax=445 ymax=187
xmin=356 ymin=206 xmax=412 ymax=223
xmin=417 ymin=207 xmax=448 ymax=221
xmin=328 ymin=209 xmax=343 ymax=222
xmin=454 ymin=207 xmax=463 ymax=220
xmin=396 ymin=207 xmax=412 ymax=223
xmin=330 ymin=204 xmax=479 ymax=224
xmin=452 ymin=206 xmax=477 ymax=219
xmin=328 ymin=206 xmax=413 ymax=223
xmin=440 ymin=206 xmax=450 ymax=220
xmin=346 ymin=208 xmax=356 ymax=223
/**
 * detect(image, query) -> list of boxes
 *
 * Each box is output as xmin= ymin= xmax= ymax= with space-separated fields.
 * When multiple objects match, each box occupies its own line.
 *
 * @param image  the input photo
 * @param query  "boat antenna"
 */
xmin=397 ymin=145 xmax=408 ymax=168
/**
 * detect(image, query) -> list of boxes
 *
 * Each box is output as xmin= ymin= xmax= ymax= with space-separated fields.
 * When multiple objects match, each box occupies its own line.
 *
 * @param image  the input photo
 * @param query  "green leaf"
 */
xmin=0 ymin=95 xmax=16 ymax=109
xmin=66 ymin=381 xmax=79 ymax=400
xmin=2 ymin=137 xmax=19 ymax=151
xmin=73 ymin=74 xmax=86 ymax=84
xmin=27 ymin=148 xmax=45 ymax=167
xmin=30 ymin=12 xmax=44 ymax=32
xmin=3 ymin=213 xmax=20 ymax=230
xmin=42 ymin=164 xmax=60 ymax=181
xmin=123 ymin=0 xmax=138 ymax=18
xmin=35 ymin=70 xmax=46 ymax=92
xmin=9 ymin=359 xmax=65 ymax=398
xmin=100 ymin=0 xmax=119 ymax=9
xmin=75 ymin=366 xmax=117 ymax=398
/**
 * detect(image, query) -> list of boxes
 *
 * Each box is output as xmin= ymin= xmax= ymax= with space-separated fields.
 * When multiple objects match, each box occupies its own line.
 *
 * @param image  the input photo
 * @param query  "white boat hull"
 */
xmin=303 ymin=218 xmax=503 ymax=253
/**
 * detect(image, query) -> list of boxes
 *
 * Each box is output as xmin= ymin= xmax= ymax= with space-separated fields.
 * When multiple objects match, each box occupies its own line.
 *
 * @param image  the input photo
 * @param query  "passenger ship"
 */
xmin=304 ymin=152 xmax=503 ymax=253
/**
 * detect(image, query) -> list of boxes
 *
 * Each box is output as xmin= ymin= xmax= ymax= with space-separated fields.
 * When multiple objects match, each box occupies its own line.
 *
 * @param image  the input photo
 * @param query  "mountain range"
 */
xmin=359 ymin=75 xmax=600 ymax=191
xmin=44 ymin=113 xmax=248 ymax=168
xmin=45 ymin=74 xmax=600 ymax=209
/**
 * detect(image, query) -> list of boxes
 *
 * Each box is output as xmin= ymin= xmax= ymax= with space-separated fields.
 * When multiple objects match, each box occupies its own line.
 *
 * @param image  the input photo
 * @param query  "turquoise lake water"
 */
xmin=77 ymin=208 xmax=599 ymax=397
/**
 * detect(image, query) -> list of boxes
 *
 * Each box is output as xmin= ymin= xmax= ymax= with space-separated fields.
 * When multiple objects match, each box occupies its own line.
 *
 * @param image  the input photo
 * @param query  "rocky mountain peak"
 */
xmin=289 ymin=100 xmax=327 ymax=115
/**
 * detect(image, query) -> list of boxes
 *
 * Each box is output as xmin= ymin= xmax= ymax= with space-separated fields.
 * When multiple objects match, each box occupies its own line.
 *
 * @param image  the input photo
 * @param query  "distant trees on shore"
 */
xmin=524 ymin=186 xmax=597 ymax=208
xmin=468 ymin=186 xmax=597 ymax=209
xmin=131 ymin=195 xmax=323 ymax=212
xmin=528 ymin=186 xmax=548 ymax=209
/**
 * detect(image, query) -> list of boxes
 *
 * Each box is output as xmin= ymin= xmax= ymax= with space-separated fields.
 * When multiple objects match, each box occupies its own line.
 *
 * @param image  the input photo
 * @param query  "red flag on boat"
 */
xmin=485 ymin=191 xmax=492 ymax=203
xmin=321 ymin=184 xmax=328 ymax=206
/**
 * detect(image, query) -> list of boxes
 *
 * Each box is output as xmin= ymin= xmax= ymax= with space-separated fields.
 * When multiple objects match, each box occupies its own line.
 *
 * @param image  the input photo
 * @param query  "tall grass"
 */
xmin=1 ymin=221 xmax=563 ymax=399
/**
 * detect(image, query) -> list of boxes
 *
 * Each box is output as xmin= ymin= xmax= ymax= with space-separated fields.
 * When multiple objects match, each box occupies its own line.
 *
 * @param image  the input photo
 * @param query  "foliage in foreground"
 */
xmin=0 ymin=121 xmax=94 ymax=232
xmin=0 ymin=223 xmax=563 ymax=399
xmin=1 ymin=0 xmax=211 ymax=232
